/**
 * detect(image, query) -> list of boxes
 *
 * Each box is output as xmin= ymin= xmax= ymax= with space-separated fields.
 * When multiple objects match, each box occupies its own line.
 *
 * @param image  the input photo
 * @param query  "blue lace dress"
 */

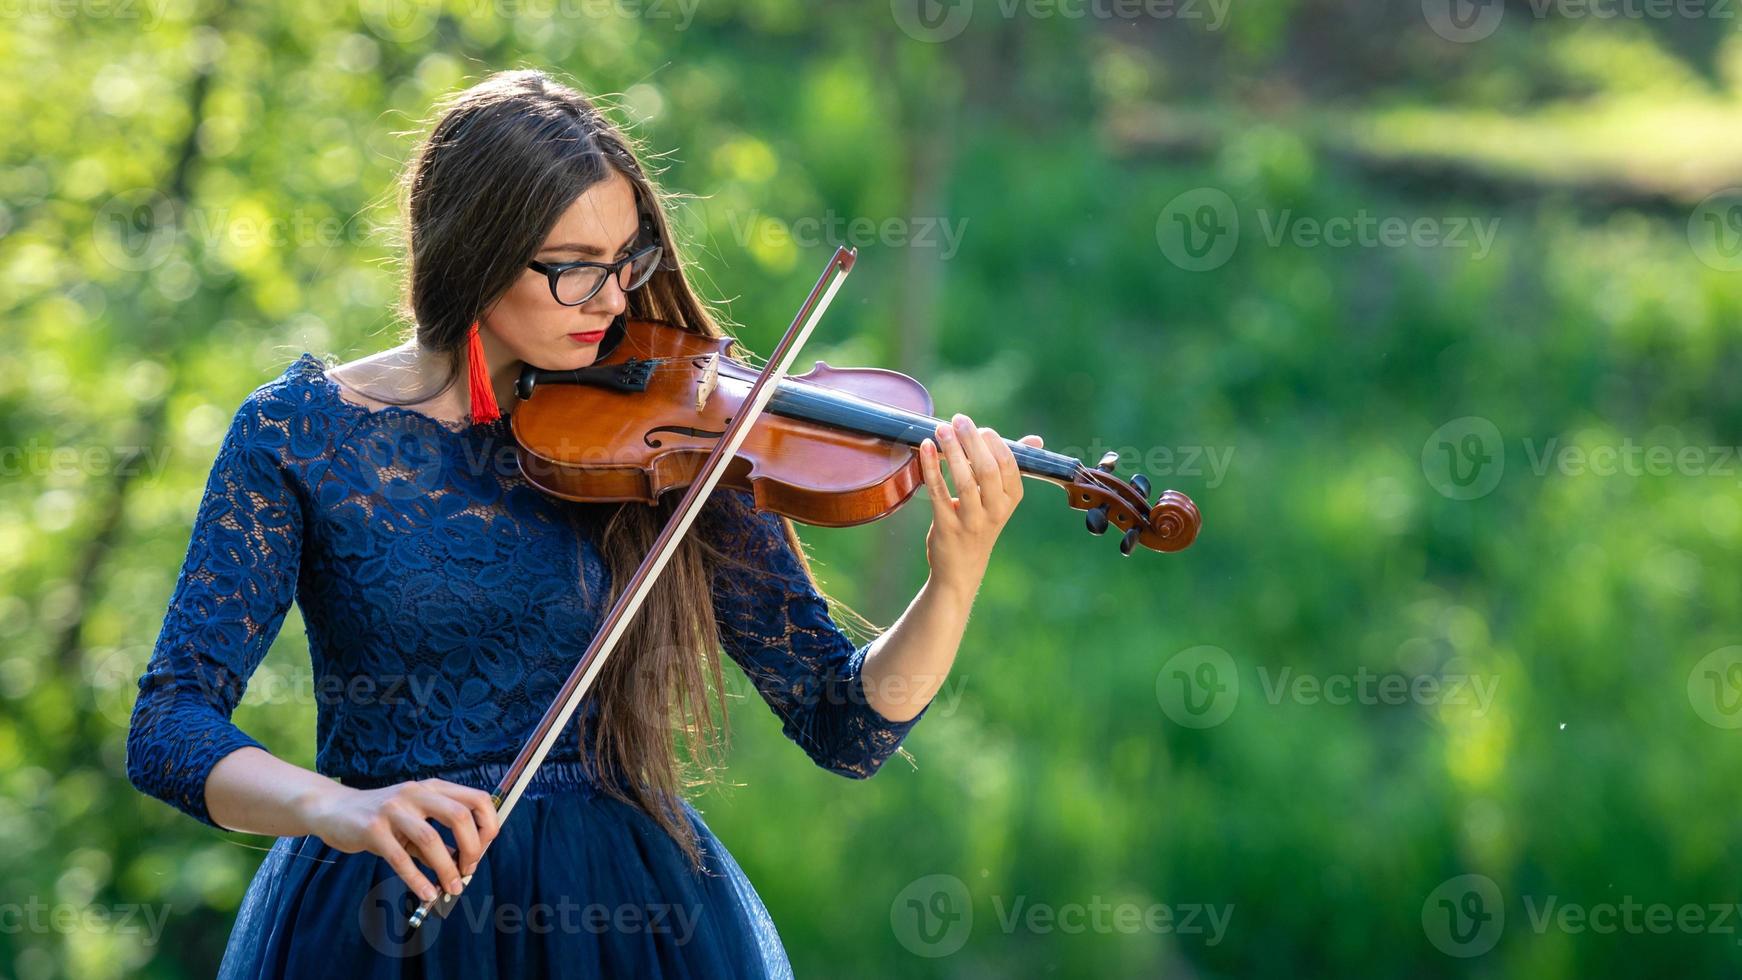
xmin=125 ymin=353 xmax=930 ymax=978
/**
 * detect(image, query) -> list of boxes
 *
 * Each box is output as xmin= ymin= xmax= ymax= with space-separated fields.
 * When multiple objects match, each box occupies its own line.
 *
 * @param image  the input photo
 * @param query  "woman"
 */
xmin=125 ymin=69 xmax=1041 ymax=977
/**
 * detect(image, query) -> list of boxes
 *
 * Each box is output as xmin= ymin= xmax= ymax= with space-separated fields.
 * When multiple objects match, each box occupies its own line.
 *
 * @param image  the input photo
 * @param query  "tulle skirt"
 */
xmin=216 ymin=761 xmax=792 ymax=979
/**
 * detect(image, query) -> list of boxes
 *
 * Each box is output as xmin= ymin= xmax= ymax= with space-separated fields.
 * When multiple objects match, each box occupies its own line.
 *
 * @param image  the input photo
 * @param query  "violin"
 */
xmin=509 ymin=316 xmax=1201 ymax=556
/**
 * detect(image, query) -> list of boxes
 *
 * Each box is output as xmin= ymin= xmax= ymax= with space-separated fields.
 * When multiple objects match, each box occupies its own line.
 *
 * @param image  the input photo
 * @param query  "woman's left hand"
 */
xmin=919 ymin=413 xmax=1044 ymax=600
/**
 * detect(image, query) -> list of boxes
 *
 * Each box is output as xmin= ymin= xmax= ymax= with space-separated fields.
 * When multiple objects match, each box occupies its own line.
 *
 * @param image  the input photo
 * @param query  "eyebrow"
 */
xmin=540 ymin=225 xmax=639 ymax=258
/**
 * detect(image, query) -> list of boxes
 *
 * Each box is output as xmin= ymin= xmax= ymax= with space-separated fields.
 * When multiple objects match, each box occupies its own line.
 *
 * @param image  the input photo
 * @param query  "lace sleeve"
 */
xmin=703 ymin=488 xmax=930 ymax=778
xmin=125 ymin=387 xmax=305 ymax=829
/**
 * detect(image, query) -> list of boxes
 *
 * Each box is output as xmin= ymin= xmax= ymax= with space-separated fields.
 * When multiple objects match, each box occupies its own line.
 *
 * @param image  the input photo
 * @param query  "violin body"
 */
xmin=511 ymin=316 xmax=1200 ymax=554
xmin=513 ymin=317 xmax=934 ymax=526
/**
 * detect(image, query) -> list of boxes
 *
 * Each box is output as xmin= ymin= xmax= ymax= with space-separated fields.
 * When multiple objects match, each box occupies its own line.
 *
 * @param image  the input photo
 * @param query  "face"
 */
xmin=482 ymin=168 xmax=642 ymax=371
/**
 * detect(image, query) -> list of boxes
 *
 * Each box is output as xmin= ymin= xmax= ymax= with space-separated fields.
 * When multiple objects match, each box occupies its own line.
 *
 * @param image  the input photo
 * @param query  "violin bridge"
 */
xmin=695 ymin=352 xmax=719 ymax=412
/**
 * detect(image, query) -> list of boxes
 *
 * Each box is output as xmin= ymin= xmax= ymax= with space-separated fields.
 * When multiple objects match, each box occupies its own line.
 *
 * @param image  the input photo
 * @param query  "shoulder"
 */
xmin=218 ymin=352 xmax=342 ymax=465
xmin=230 ymin=352 xmax=330 ymax=423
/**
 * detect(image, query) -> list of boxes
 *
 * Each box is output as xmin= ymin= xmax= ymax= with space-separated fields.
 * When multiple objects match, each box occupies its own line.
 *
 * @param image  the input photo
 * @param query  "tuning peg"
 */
xmin=1130 ymin=473 xmax=1151 ymax=498
xmin=1095 ymin=451 xmax=1119 ymax=473
xmin=1085 ymin=504 xmax=1109 ymax=535
xmin=1120 ymin=526 xmax=1141 ymax=556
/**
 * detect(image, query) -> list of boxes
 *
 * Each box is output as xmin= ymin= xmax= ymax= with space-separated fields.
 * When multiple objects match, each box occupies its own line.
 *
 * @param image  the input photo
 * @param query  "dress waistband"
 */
xmin=338 ymin=759 xmax=605 ymax=800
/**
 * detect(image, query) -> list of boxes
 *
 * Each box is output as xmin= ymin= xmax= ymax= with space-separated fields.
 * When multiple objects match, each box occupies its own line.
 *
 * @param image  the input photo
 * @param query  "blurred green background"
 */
xmin=7 ymin=0 xmax=1742 ymax=976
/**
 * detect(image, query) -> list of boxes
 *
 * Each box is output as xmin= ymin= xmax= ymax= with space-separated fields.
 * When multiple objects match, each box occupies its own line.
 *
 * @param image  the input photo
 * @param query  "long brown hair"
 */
xmin=392 ymin=68 xmax=881 ymax=866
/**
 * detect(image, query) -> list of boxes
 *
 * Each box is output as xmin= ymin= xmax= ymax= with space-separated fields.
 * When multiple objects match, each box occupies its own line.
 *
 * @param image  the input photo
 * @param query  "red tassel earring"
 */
xmin=465 ymin=320 xmax=501 ymax=424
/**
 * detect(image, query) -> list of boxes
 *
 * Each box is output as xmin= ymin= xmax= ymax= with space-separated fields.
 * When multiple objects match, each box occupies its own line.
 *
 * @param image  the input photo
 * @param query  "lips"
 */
xmin=568 ymin=330 xmax=607 ymax=343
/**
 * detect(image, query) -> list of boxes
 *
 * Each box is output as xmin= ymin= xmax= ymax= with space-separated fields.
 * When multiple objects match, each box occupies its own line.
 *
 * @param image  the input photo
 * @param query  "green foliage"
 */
xmin=4 ymin=3 xmax=1741 ymax=977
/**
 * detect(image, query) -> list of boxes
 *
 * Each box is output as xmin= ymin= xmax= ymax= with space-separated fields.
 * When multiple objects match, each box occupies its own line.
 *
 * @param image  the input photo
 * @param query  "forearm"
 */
xmin=858 ymin=574 xmax=976 ymax=723
xmin=204 ymin=746 xmax=342 ymax=836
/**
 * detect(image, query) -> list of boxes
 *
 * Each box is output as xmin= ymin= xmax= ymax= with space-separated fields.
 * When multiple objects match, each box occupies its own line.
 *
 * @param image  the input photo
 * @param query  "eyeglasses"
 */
xmin=526 ymin=242 xmax=663 ymax=307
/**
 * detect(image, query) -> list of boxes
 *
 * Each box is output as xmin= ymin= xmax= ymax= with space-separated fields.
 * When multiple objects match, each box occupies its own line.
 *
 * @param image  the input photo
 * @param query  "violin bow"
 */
xmin=408 ymin=245 xmax=859 ymax=929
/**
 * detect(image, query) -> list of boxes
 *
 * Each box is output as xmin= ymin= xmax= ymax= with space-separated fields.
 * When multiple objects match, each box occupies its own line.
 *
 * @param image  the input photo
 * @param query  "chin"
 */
xmin=554 ymin=347 xmax=601 ymax=371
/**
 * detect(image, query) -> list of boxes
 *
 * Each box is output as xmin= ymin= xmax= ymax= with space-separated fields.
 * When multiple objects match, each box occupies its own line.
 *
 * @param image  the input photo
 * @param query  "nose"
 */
xmin=586 ymin=272 xmax=629 ymax=317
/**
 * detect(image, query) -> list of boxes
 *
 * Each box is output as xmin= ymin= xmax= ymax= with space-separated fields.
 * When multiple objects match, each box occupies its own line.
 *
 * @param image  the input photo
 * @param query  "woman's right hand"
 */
xmin=299 ymin=779 xmax=501 ymax=904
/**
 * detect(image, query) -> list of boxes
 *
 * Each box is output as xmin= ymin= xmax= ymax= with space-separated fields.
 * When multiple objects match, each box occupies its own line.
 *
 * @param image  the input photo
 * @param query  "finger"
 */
xmin=375 ymin=833 xmax=440 ymax=904
xmin=976 ymin=426 xmax=1018 ymax=503
xmin=392 ymin=806 xmax=464 ymax=895
xmin=919 ymin=438 xmax=959 ymax=526
xmin=937 ymin=417 xmax=982 ymax=517
xmin=429 ymin=781 xmax=499 ymax=850
xmin=440 ymin=783 xmax=501 ymax=853
xmin=989 ymin=427 xmax=1022 ymax=499
xmin=963 ymin=424 xmax=1004 ymax=507
xmin=418 ymin=789 xmax=482 ymax=878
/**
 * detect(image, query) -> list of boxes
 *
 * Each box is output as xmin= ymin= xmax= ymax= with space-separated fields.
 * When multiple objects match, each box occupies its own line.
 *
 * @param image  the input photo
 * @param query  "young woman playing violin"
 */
xmin=125 ymin=68 xmax=1044 ymax=978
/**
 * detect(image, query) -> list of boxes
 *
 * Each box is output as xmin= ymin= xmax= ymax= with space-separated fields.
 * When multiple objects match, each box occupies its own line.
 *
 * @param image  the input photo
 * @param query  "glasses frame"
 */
xmin=526 ymin=241 xmax=663 ymax=307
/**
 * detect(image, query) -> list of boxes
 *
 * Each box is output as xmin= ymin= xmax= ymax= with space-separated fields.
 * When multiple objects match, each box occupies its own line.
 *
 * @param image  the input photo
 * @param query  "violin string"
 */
xmin=757 ymin=381 xmax=1087 ymax=482
xmin=570 ymin=357 xmax=1091 ymax=480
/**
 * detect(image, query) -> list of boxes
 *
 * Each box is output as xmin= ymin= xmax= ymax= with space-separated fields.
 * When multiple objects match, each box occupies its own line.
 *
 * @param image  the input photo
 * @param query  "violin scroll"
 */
xmin=1069 ymin=454 xmax=1201 ymax=556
